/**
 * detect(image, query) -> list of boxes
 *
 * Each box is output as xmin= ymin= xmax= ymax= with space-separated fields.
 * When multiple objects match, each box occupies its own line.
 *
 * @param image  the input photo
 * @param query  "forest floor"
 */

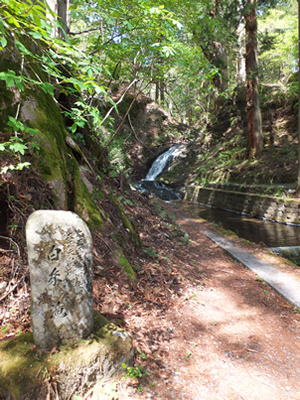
xmin=130 ymin=200 xmax=300 ymax=400
xmin=2 ymin=193 xmax=300 ymax=399
xmin=114 ymin=200 xmax=300 ymax=400
xmin=1 ymin=77 xmax=300 ymax=400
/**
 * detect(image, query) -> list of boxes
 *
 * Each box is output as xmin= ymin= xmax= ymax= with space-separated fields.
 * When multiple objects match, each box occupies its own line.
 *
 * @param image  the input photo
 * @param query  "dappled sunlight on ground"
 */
xmin=2 ymin=195 xmax=300 ymax=399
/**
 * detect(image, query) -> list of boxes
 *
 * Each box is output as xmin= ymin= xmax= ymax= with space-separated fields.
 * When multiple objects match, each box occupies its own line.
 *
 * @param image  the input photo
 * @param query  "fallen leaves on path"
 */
xmin=2 ymin=195 xmax=300 ymax=400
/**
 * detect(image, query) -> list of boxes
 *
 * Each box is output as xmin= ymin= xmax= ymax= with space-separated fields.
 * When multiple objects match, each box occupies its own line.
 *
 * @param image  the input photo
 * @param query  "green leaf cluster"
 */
xmin=259 ymin=1 xmax=298 ymax=85
xmin=1 ymin=0 xmax=298 ymax=176
xmin=0 ymin=0 xmax=116 ymax=172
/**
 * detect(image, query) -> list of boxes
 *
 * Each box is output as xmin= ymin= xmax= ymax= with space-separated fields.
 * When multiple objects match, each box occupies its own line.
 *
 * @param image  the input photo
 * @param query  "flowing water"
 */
xmin=140 ymin=145 xmax=300 ymax=250
xmin=135 ymin=145 xmax=185 ymax=200
xmin=135 ymin=180 xmax=182 ymax=200
xmin=145 ymin=145 xmax=185 ymax=181
xmin=182 ymin=203 xmax=300 ymax=248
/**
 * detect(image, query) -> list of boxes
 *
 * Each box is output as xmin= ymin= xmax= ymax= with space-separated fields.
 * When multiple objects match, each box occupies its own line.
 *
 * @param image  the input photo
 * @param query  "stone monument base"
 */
xmin=0 ymin=313 xmax=133 ymax=400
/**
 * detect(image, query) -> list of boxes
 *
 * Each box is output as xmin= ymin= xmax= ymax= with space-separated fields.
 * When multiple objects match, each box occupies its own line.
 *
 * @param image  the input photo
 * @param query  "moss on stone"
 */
xmin=0 ymin=312 xmax=133 ymax=400
xmin=107 ymin=193 xmax=141 ymax=249
xmin=19 ymin=91 xmax=103 ymax=229
xmin=113 ymin=248 xmax=136 ymax=281
xmin=0 ymin=332 xmax=48 ymax=399
xmin=185 ymin=185 xmax=300 ymax=225
xmin=21 ymin=97 xmax=70 ymax=208
xmin=71 ymin=161 xmax=102 ymax=230
xmin=1 ymin=42 xmax=104 ymax=229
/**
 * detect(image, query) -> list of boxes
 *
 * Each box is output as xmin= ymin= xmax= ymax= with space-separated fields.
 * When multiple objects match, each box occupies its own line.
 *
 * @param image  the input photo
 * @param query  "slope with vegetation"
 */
xmin=1 ymin=0 xmax=300 ymax=398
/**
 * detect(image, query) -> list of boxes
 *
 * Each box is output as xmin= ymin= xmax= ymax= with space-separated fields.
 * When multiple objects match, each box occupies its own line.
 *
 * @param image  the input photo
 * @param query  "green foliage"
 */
xmin=190 ymin=130 xmax=248 ymax=184
xmin=287 ymin=79 xmax=298 ymax=102
xmin=143 ymin=246 xmax=159 ymax=258
xmin=1 ymin=0 xmax=298 ymax=179
xmin=0 ymin=117 xmax=41 ymax=174
xmin=118 ymin=196 xmax=134 ymax=206
xmin=135 ymin=348 xmax=147 ymax=360
xmin=107 ymin=136 xmax=130 ymax=173
xmin=70 ymin=0 xmax=227 ymax=125
xmin=122 ymin=363 xmax=148 ymax=379
xmin=0 ymin=0 xmax=115 ymax=173
xmin=70 ymin=0 xmax=183 ymax=85
xmin=259 ymin=1 xmax=298 ymax=86
xmin=1 ymin=325 xmax=10 ymax=333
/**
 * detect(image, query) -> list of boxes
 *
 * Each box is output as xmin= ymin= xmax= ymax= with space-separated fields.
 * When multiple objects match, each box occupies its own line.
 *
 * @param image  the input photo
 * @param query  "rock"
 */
xmin=26 ymin=210 xmax=94 ymax=351
xmin=0 ymin=313 xmax=134 ymax=400
xmin=0 ymin=281 xmax=7 ymax=295
xmin=135 ymin=180 xmax=182 ymax=201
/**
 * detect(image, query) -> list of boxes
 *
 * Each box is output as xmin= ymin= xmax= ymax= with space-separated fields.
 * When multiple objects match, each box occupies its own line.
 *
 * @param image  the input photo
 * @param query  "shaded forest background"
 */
xmin=0 ymin=0 xmax=299 ymax=283
xmin=1 ymin=1 xmax=300 ymax=398
xmin=0 ymin=0 xmax=299 ymax=301
xmin=1 ymin=0 xmax=299 ymax=181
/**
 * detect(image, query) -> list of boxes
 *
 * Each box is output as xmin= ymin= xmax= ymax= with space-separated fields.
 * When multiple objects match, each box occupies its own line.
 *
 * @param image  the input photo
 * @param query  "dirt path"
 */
xmin=119 ymin=201 xmax=300 ymax=400
xmin=2 ymin=198 xmax=300 ymax=399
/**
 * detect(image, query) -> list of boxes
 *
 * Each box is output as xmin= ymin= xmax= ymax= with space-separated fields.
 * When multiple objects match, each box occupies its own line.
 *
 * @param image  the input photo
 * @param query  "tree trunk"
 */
xmin=296 ymin=0 xmax=300 ymax=196
xmin=168 ymin=98 xmax=173 ymax=117
xmin=237 ymin=3 xmax=246 ymax=84
xmin=57 ymin=0 xmax=69 ymax=40
xmin=245 ymin=0 xmax=263 ymax=158
xmin=207 ymin=41 xmax=228 ymax=113
xmin=46 ymin=0 xmax=69 ymax=39
xmin=160 ymin=80 xmax=165 ymax=106
xmin=155 ymin=81 xmax=159 ymax=102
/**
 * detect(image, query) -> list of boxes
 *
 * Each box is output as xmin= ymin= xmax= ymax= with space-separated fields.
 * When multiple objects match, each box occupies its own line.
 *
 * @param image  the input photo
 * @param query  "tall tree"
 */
xmin=259 ymin=1 xmax=298 ymax=85
xmin=190 ymin=1 xmax=236 ymax=112
xmin=237 ymin=0 xmax=246 ymax=84
xmin=296 ymin=0 xmax=300 ymax=195
xmin=57 ymin=0 xmax=69 ymax=39
xmin=245 ymin=0 xmax=263 ymax=158
xmin=47 ymin=0 xmax=70 ymax=39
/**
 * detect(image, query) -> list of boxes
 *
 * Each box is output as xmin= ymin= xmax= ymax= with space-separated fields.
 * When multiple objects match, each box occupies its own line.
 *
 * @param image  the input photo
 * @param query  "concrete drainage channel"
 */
xmin=203 ymin=230 xmax=300 ymax=308
xmin=270 ymin=246 xmax=300 ymax=265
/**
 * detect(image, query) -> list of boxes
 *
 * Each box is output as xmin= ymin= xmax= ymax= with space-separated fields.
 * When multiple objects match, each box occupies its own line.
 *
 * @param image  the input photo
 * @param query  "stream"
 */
xmin=181 ymin=203 xmax=300 ymax=248
xmin=137 ymin=145 xmax=300 ymax=253
xmin=135 ymin=145 xmax=185 ymax=200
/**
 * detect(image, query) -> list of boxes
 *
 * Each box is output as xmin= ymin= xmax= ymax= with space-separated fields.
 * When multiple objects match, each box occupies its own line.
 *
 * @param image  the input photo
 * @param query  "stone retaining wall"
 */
xmin=185 ymin=186 xmax=300 ymax=225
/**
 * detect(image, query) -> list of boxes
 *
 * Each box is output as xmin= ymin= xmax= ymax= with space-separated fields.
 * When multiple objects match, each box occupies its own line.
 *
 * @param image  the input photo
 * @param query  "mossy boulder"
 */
xmin=20 ymin=94 xmax=103 ymax=230
xmin=0 ymin=43 xmax=103 ymax=230
xmin=114 ymin=248 xmax=136 ymax=281
xmin=0 ymin=312 xmax=133 ymax=400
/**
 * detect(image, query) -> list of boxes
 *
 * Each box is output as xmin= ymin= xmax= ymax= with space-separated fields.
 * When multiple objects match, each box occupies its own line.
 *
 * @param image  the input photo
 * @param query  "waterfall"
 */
xmin=134 ymin=144 xmax=185 ymax=201
xmin=145 ymin=145 xmax=185 ymax=181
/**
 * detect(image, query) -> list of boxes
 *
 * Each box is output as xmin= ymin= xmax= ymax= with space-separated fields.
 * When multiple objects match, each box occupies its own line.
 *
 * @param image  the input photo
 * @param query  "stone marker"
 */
xmin=26 ymin=210 xmax=93 ymax=351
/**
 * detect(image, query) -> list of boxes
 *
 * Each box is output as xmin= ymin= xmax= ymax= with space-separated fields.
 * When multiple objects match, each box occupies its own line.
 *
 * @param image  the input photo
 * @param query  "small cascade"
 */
xmin=135 ymin=145 xmax=186 ymax=201
xmin=145 ymin=145 xmax=185 ymax=181
xmin=135 ymin=180 xmax=182 ymax=200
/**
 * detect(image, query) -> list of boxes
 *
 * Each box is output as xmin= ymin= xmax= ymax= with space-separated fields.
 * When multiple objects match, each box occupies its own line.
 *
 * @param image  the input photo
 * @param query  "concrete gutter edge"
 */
xmin=203 ymin=230 xmax=300 ymax=309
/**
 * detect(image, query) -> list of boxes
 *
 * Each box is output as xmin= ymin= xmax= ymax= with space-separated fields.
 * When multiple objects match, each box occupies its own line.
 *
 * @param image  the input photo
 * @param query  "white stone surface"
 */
xmin=26 ymin=210 xmax=93 ymax=350
xmin=204 ymin=230 xmax=300 ymax=308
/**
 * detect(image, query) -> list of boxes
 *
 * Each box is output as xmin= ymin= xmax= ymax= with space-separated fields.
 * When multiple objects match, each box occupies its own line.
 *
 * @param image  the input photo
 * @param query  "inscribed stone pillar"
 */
xmin=26 ymin=210 xmax=93 ymax=351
